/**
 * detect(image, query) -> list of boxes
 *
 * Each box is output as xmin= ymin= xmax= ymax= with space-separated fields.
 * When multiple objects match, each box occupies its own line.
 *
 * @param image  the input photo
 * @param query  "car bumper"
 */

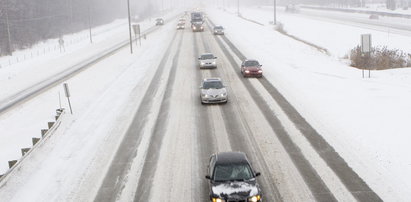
xmin=243 ymin=72 xmax=263 ymax=77
xmin=200 ymin=64 xmax=217 ymax=68
xmin=214 ymin=32 xmax=224 ymax=35
xmin=201 ymin=97 xmax=227 ymax=104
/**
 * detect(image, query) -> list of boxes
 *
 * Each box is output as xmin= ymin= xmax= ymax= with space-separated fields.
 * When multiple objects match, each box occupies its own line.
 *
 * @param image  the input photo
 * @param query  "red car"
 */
xmin=241 ymin=59 xmax=263 ymax=78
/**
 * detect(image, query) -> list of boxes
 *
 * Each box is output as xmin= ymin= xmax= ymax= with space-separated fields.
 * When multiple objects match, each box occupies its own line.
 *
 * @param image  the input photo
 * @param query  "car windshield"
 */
xmin=203 ymin=81 xmax=223 ymax=89
xmin=214 ymin=26 xmax=223 ymax=29
xmin=213 ymin=164 xmax=253 ymax=181
xmin=244 ymin=60 xmax=260 ymax=66
xmin=201 ymin=54 xmax=214 ymax=60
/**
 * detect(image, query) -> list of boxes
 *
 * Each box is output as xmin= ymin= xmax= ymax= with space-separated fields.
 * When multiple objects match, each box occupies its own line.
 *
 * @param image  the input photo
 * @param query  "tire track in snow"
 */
xmin=93 ymin=30 xmax=180 ymax=202
xmin=133 ymin=31 xmax=185 ymax=202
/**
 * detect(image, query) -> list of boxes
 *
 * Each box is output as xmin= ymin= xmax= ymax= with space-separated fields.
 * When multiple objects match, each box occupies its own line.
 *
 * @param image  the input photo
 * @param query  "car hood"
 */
xmin=211 ymin=180 xmax=259 ymax=199
xmin=199 ymin=59 xmax=216 ymax=63
xmin=244 ymin=66 xmax=261 ymax=71
xmin=201 ymin=88 xmax=226 ymax=95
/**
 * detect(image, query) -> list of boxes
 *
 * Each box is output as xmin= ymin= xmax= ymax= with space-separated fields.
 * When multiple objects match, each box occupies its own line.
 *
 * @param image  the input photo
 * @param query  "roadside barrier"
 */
xmin=0 ymin=108 xmax=65 ymax=182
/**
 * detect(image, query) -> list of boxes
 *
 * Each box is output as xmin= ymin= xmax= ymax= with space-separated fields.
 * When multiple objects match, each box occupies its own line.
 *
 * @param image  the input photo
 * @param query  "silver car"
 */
xmin=198 ymin=53 xmax=217 ymax=69
xmin=200 ymin=78 xmax=228 ymax=104
xmin=213 ymin=25 xmax=224 ymax=35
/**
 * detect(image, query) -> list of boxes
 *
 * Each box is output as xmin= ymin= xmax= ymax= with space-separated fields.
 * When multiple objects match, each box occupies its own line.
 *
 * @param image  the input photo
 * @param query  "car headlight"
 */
xmin=245 ymin=70 xmax=250 ymax=73
xmin=212 ymin=61 xmax=216 ymax=64
xmin=212 ymin=198 xmax=223 ymax=202
xmin=258 ymin=70 xmax=263 ymax=73
xmin=221 ymin=93 xmax=227 ymax=97
xmin=202 ymin=93 xmax=208 ymax=97
xmin=248 ymin=195 xmax=261 ymax=202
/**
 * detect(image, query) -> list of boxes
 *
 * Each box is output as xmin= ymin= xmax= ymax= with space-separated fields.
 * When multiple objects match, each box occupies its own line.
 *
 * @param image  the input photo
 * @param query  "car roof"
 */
xmin=200 ymin=53 xmax=214 ymax=56
xmin=244 ymin=59 xmax=258 ymax=62
xmin=203 ymin=78 xmax=221 ymax=82
xmin=214 ymin=152 xmax=249 ymax=165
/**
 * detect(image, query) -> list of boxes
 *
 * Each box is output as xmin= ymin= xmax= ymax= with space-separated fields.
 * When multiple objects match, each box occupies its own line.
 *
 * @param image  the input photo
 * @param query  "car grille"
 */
xmin=227 ymin=200 xmax=246 ymax=202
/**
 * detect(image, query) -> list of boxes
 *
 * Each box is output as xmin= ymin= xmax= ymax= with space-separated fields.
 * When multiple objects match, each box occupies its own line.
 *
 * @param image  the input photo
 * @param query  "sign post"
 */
xmin=132 ymin=24 xmax=141 ymax=47
xmin=361 ymin=34 xmax=372 ymax=78
xmin=63 ymin=83 xmax=73 ymax=114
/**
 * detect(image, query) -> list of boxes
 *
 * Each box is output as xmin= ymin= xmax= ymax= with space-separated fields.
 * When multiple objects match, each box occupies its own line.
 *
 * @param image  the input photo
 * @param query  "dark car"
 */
xmin=192 ymin=23 xmax=204 ymax=32
xmin=241 ymin=59 xmax=263 ymax=78
xmin=155 ymin=18 xmax=164 ymax=26
xmin=206 ymin=152 xmax=262 ymax=202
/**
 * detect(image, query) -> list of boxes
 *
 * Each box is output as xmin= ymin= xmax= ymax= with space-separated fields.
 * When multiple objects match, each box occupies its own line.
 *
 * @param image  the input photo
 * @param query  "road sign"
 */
xmin=361 ymin=34 xmax=371 ymax=53
xmin=63 ymin=83 xmax=73 ymax=114
xmin=63 ymin=83 xmax=70 ymax=97
xmin=132 ymin=24 xmax=140 ymax=35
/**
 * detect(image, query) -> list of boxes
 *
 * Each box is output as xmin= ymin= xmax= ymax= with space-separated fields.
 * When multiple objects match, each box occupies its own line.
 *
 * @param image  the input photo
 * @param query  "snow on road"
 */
xmin=0 ymin=15 xmax=171 ymax=175
xmin=0 ymin=13 xmax=179 ymax=201
xmin=1 ymin=5 xmax=411 ymax=202
xmin=207 ymin=6 xmax=411 ymax=201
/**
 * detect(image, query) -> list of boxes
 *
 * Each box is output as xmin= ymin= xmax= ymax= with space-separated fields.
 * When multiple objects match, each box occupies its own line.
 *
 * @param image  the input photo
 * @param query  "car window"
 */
xmin=209 ymin=156 xmax=216 ymax=176
xmin=200 ymin=54 xmax=214 ymax=60
xmin=213 ymin=163 xmax=253 ymax=181
xmin=203 ymin=81 xmax=223 ymax=89
xmin=244 ymin=60 xmax=259 ymax=66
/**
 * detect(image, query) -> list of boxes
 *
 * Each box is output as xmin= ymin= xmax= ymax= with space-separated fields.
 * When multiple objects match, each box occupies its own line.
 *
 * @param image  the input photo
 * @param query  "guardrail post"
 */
xmin=8 ymin=160 xmax=17 ymax=168
xmin=21 ymin=148 xmax=30 ymax=156
xmin=32 ymin=137 xmax=40 ymax=146
xmin=41 ymin=129 xmax=48 ymax=137
xmin=48 ymin=122 xmax=55 ymax=129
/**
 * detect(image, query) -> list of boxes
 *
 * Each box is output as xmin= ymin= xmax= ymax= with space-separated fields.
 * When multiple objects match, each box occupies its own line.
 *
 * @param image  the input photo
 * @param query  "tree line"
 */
xmin=0 ymin=0 xmax=155 ymax=56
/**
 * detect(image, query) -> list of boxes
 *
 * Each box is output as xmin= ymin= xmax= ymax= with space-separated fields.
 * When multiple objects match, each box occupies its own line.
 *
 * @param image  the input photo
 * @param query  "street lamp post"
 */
xmin=273 ymin=0 xmax=277 ymax=25
xmin=237 ymin=0 xmax=240 ymax=16
xmin=4 ymin=0 xmax=12 ymax=55
xmin=127 ymin=0 xmax=133 ymax=54
xmin=88 ymin=4 xmax=93 ymax=44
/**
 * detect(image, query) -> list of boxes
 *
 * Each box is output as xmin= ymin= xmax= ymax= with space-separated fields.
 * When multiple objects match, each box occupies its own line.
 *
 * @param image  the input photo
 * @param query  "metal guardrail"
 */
xmin=301 ymin=5 xmax=411 ymax=19
xmin=0 ymin=109 xmax=66 ymax=183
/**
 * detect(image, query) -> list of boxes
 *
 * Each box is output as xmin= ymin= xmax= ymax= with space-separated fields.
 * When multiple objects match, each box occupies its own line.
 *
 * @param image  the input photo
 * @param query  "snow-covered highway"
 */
xmin=1 ymin=5 xmax=411 ymax=202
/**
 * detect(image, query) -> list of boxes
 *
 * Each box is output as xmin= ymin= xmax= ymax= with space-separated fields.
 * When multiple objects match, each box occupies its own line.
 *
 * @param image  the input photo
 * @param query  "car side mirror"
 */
xmin=198 ymin=58 xmax=201 ymax=60
xmin=259 ymin=65 xmax=262 ymax=67
xmin=199 ymin=86 xmax=202 ymax=89
xmin=205 ymin=175 xmax=211 ymax=180
xmin=214 ymin=57 xmax=217 ymax=59
xmin=255 ymin=172 xmax=261 ymax=177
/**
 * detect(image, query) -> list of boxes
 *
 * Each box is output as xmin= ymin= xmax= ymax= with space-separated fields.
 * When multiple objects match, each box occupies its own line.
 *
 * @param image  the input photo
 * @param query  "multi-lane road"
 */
xmin=91 ymin=18 xmax=382 ymax=201
xmin=0 ymin=9 xmax=392 ymax=201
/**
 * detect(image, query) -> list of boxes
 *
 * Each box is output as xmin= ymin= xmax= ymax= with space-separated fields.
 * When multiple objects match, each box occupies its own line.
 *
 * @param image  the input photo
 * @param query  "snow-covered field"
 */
xmin=208 ymin=6 xmax=411 ymax=201
xmin=0 ymin=13 xmax=175 ymax=175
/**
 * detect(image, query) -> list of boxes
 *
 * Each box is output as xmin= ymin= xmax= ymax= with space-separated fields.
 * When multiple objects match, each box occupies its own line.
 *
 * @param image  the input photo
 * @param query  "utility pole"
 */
xmin=127 ymin=0 xmax=133 ymax=54
xmin=237 ymin=0 xmax=240 ymax=16
xmin=88 ymin=4 xmax=93 ymax=44
xmin=273 ymin=0 xmax=277 ymax=25
xmin=4 ymin=0 xmax=12 ymax=55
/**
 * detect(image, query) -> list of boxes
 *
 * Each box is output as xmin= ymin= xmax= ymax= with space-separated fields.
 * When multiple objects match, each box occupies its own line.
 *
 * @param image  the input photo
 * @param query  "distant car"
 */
xmin=285 ymin=4 xmax=299 ymax=13
xmin=155 ymin=18 xmax=164 ymax=25
xmin=177 ymin=22 xmax=185 ymax=30
xmin=191 ymin=23 xmax=204 ymax=32
xmin=206 ymin=152 xmax=262 ymax=202
xmin=213 ymin=25 xmax=224 ymax=35
xmin=198 ymin=53 xmax=217 ymax=68
xmin=200 ymin=78 xmax=228 ymax=104
xmin=241 ymin=59 xmax=263 ymax=78
xmin=369 ymin=14 xmax=379 ymax=19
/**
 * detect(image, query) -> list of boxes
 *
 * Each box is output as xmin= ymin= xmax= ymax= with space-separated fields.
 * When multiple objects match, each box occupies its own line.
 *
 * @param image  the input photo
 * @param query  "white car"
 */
xmin=200 ymin=78 xmax=228 ymax=104
xmin=198 ymin=53 xmax=217 ymax=69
